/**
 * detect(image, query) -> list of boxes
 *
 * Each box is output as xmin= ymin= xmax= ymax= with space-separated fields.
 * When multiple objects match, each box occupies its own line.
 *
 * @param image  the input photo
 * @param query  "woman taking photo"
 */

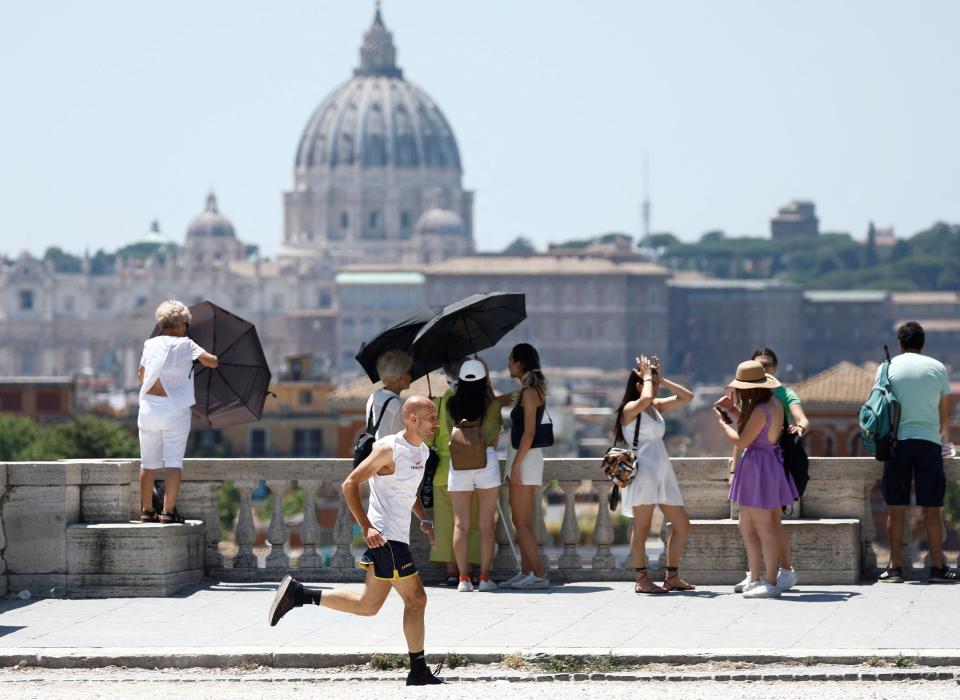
xmin=138 ymin=300 xmax=218 ymax=523
xmin=446 ymin=359 xmax=504 ymax=592
xmin=499 ymin=343 xmax=550 ymax=590
xmin=614 ymin=355 xmax=695 ymax=594
xmin=717 ymin=360 xmax=798 ymax=598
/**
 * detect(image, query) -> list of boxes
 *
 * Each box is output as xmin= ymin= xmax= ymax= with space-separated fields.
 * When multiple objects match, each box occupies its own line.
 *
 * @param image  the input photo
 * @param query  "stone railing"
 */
xmin=1 ymin=457 xmax=957 ymax=595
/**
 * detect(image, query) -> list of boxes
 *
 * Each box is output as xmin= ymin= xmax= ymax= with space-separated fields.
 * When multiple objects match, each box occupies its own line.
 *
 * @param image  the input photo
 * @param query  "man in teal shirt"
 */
xmin=878 ymin=322 xmax=957 ymax=583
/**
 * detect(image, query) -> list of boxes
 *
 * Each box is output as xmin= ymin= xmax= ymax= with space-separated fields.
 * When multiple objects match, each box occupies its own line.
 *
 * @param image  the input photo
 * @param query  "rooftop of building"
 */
xmin=426 ymin=255 xmax=668 ymax=276
xmin=891 ymin=291 xmax=959 ymax=305
xmin=803 ymin=290 xmax=889 ymax=303
xmin=335 ymin=271 xmax=426 ymax=285
xmin=667 ymin=278 xmax=796 ymax=290
xmin=893 ymin=318 xmax=960 ymax=332
xmin=793 ymin=361 xmax=879 ymax=405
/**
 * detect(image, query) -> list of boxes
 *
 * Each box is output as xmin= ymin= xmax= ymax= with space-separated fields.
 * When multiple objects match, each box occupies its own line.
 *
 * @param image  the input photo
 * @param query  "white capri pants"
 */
xmin=447 ymin=447 xmax=501 ymax=491
xmin=138 ymin=396 xmax=192 ymax=469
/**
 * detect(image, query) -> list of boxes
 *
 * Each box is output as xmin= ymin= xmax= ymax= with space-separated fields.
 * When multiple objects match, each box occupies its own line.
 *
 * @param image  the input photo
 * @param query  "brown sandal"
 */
xmin=634 ymin=568 xmax=667 ymax=595
xmin=662 ymin=566 xmax=696 ymax=591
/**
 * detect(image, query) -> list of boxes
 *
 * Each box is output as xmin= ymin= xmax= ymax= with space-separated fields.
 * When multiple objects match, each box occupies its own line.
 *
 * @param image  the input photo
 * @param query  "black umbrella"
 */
xmin=152 ymin=301 xmax=272 ymax=429
xmin=409 ymin=292 xmax=527 ymax=364
xmin=354 ymin=309 xmax=440 ymax=382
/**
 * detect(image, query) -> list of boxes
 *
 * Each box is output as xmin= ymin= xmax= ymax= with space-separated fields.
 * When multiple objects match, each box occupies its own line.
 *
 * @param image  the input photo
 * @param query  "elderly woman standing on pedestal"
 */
xmin=138 ymin=300 xmax=218 ymax=523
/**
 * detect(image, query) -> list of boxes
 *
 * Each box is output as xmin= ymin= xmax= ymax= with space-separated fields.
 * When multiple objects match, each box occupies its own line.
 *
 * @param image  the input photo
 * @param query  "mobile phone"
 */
xmin=715 ymin=406 xmax=732 ymax=425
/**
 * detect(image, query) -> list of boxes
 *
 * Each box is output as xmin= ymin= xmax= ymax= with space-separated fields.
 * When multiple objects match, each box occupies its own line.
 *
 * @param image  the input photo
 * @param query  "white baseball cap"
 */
xmin=458 ymin=359 xmax=487 ymax=381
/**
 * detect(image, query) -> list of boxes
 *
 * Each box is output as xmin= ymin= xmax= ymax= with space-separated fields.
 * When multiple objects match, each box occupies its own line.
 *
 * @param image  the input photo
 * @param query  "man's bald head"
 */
xmin=402 ymin=395 xmax=438 ymax=442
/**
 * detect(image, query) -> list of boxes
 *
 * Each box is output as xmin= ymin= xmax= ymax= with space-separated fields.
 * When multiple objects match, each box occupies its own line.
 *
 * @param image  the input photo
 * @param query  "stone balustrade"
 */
xmin=0 ymin=457 xmax=957 ymax=596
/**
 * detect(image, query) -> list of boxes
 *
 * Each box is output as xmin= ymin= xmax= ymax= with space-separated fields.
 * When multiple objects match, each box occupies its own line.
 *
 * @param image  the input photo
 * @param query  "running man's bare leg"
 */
xmin=391 ymin=574 xmax=428 ymax=653
xmin=320 ymin=567 xmax=391 ymax=616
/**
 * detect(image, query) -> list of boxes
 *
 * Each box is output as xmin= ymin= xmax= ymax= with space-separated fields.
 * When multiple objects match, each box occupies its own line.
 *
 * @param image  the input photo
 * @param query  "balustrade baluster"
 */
xmin=233 ymin=481 xmax=257 ymax=569
xmin=299 ymin=479 xmax=321 ymax=568
xmin=536 ymin=483 xmax=550 ymax=573
xmin=265 ymin=479 xmax=290 ymax=568
xmin=493 ymin=481 xmax=517 ymax=573
xmin=558 ymin=480 xmax=582 ymax=570
xmin=591 ymin=480 xmax=616 ymax=571
xmin=330 ymin=479 xmax=356 ymax=569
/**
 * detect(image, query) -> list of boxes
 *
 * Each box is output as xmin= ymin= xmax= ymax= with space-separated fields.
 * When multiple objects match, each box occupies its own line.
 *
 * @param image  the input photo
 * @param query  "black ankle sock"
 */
xmin=409 ymin=651 xmax=427 ymax=674
xmin=303 ymin=587 xmax=322 ymax=606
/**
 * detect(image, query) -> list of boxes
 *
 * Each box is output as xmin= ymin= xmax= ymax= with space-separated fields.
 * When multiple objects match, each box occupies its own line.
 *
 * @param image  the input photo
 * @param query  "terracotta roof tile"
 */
xmin=793 ymin=361 xmax=879 ymax=405
xmin=425 ymin=256 xmax=668 ymax=276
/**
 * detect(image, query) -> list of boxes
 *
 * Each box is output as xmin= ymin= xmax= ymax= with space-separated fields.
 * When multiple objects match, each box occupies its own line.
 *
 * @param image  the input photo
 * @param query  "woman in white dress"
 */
xmin=614 ymin=355 xmax=695 ymax=594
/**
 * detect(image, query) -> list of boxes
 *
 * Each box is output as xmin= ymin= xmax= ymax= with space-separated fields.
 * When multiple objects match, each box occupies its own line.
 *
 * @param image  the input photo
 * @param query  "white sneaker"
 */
xmin=499 ymin=572 xmax=527 ymax=589
xmin=513 ymin=573 xmax=550 ymax=590
xmin=457 ymin=579 xmax=473 ymax=592
xmin=733 ymin=572 xmax=751 ymax=593
xmin=478 ymin=579 xmax=499 ymax=592
xmin=776 ymin=567 xmax=798 ymax=592
xmin=743 ymin=579 xmax=780 ymax=599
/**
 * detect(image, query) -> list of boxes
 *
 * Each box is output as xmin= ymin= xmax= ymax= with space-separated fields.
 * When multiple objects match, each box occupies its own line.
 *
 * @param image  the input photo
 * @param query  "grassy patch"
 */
xmin=866 ymin=656 xmax=885 ymax=667
xmin=369 ymin=653 xmax=407 ymax=671
xmin=445 ymin=652 xmax=469 ymax=670
xmin=893 ymin=654 xmax=915 ymax=669
xmin=537 ymin=655 xmax=586 ymax=674
xmin=801 ymin=656 xmax=816 ymax=667
xmin=502 ymin=651 xmax=526 ymax=670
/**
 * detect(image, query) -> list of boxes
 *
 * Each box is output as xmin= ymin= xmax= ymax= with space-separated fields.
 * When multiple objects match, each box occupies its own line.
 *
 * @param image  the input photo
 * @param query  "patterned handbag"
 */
xmin=601 ymin=414 xmax=641 ymax=510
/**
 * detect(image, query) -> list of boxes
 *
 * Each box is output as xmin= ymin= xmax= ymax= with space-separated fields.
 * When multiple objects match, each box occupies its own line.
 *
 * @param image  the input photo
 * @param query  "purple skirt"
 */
xmin=728 ymin=446 xmax=798 ymax=509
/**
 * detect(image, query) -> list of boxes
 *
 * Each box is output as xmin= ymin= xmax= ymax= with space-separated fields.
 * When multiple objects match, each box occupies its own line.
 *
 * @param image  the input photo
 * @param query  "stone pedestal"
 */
xmin=66 ymin=521 xmax=205 ymax=597
xmin=3 ymin=463 xmax=81 ymax=596
xmin=76 ymin=460 xmax=138 ymax=523
xmin=664 ymin=518 xmax=861 ymax=585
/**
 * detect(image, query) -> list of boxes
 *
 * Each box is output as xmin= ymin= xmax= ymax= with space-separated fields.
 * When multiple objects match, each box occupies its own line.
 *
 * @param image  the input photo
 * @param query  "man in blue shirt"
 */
xmin=879 ymin=322 xmax=957 ymax=583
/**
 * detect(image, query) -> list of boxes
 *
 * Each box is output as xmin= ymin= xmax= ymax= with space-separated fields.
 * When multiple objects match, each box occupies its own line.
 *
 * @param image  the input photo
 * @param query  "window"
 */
xmin=340 ymin=212 xmax=349 ymax=229
xmin=64 ymin=296 xmax=75 ymax=312
xmin=19 ymin=290 xmax=33 ymax=311
xmin=272 ymin=294 xmax=284 ymax=311
xmin=298 ymin=390 xmax=312 ymax=406
xmin=400 ymin=211 xmax=411 ymax=228
xmin=36 ymin=391 xmax=63 ymax=414
xmin=318 ymin=290 xmax=331 ymax=308
xmin=293 ymin=429 xmax=323 ymax=457
xmin=249 ymin=428 xmax=267 ymax=457
xmin=369 ymin=211 xmax=381 ymax=230
xmin=0 ymin=390 xmax=22 ymax=412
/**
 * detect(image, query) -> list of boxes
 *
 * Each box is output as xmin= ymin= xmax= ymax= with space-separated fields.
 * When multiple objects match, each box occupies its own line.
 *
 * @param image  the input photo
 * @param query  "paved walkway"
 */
xmin=1 ymin=580 xmax=958 ymax=665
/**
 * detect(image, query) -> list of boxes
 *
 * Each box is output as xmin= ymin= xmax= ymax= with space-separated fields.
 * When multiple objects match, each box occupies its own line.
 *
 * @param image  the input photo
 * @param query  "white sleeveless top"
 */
xmin=138 ymin=336 xmax=205 ymax=410
xmin=366 ymin=432 xmax=429 ymax=544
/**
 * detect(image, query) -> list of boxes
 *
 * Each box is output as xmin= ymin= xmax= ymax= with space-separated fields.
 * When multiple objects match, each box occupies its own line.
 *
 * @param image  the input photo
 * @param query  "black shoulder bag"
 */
xmin=353 ymin=395 xmax=399 ymax=467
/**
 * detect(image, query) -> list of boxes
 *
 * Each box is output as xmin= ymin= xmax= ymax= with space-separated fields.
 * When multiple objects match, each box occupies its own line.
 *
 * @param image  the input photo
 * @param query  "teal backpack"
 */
xmin=859 ymin=346 xmax=901 ymax=460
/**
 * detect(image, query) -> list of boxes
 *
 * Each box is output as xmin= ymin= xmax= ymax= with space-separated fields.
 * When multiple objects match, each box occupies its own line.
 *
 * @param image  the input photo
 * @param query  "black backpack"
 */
xmin=353 ymin=395 xmax=400 ymax=467
xmin=779 ymin=412 xmax=809 ymax=502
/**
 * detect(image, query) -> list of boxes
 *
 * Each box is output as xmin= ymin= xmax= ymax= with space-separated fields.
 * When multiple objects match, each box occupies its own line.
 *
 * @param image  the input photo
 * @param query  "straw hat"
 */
xmin=727 ymin=360 xmax=781 ymax=390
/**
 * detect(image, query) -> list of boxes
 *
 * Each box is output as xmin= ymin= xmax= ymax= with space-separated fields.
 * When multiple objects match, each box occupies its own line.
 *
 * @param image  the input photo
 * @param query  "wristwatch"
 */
xmin=419 ymin=519 xmax=434 ymax=527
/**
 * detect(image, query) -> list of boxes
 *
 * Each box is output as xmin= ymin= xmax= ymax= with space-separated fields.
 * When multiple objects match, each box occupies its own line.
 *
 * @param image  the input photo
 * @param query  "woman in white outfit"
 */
xmin=445 ymin=359 xmax=503 ymax=592
xmin=615 ymin=354 xmax=695 ymax=594
xmin=498 ymin=343 xmax=550 ymax=590
xmin=138 ymin=300 xmax=218 ymax=523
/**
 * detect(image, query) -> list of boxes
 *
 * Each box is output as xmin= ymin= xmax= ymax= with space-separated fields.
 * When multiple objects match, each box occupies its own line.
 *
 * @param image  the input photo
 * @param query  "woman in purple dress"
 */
xmin=716 ymin=360 xmax=798 ymax=598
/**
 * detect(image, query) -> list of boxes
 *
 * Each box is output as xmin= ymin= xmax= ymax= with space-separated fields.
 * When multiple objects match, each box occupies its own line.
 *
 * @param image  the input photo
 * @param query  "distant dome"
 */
xmin=186 ymin=192 xmax=236 ymax=239
xmin=415 ymin=208 xmax=465 ymax=237
xmin=136 ymin=220 xmax=176 ymax=247
xmin=294 ymin=7 xmax=461 ymax=172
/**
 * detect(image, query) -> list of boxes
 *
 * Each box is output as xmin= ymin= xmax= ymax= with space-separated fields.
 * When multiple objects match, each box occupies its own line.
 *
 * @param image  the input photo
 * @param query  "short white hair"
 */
xmin=376 ymin=350 xmax=413 ymax=384
xmin=155 ymin=299 xmax=192 ymax=329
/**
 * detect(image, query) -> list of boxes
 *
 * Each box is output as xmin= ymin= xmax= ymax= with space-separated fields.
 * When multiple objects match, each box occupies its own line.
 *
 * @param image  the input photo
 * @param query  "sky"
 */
xmin=1 ymin=1 xmax=958 ymax=258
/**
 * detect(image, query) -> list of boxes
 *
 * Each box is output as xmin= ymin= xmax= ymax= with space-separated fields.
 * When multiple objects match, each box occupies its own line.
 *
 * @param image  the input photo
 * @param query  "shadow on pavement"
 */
xmin=548 ymin=585 xmax=615 ymax=594
xmin=776 ymin=591 xmax=861 ymax=602
xmin=0 ymin=626 xmax=26 ymax=637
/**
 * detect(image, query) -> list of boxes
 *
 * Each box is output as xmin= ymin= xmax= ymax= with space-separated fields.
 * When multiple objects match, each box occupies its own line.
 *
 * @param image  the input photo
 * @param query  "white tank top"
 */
xmin=366 ymin=432 xmax=429 ymax=544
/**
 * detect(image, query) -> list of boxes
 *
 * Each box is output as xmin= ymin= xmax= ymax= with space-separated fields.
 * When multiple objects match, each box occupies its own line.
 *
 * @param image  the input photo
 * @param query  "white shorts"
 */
xmin=447 ymin=447 xmax=501 ymax=492
xmin=506 ymin=446 xmax=544 ymax=486
xmin=138 ymin=396 xmax=192 ymax=470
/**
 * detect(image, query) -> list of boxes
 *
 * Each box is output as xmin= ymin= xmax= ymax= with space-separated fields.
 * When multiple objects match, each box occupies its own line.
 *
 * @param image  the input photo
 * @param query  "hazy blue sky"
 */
xmin=1 ymin=1 xmax=957 ymax=258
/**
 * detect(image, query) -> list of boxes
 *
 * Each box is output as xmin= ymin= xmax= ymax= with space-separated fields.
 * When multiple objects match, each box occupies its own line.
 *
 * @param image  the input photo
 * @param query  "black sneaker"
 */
xmin=269 ymin=575 xmax=304 ymax=626
xmin=928 ymin=566 xmax=959 ymax=583
xmin=406 ymin=662 xmax=444 ymax=686
xmin=879 ymin=567 xmax=903 ymax=583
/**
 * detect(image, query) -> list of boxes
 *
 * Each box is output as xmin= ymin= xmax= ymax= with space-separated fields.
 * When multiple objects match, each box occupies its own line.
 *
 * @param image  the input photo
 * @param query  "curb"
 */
xmin=3 ymin=648 xmax=960 ymax=671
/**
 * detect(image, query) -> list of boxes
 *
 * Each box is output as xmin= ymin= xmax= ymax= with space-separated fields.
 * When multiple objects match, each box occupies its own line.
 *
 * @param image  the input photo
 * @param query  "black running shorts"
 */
xmin=881 ymin=439 xmax=946 ymax=507
xmin=359 ymin=540 xmax=418 ymax=580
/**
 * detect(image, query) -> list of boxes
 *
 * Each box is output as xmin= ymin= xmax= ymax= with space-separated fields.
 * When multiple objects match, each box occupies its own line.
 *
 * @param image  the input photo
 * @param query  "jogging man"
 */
xmin=879 ymin=322 xmax=958 ymax=583
xmin=268 ymin=395 xmax=444 ymax=685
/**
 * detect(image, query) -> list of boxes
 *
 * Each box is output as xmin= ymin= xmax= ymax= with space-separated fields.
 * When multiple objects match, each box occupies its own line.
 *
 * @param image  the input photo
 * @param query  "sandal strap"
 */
xmin=664 ymin=566 xmax=678 ymax=572
xmin=633 ymin=567 xmax=647 ymax=572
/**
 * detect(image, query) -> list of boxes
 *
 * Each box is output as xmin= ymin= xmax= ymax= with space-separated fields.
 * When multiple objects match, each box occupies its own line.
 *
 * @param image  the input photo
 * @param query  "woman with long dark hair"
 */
xmin=717 ymin=360 xmax=798 ymax=598
xmin=499 ymin=343 xmax=550 ymax=590
xmin=445 ymin=359 xmax=503 ymax=592
xmin=614 ymin=355 xmax=695 ymax=593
